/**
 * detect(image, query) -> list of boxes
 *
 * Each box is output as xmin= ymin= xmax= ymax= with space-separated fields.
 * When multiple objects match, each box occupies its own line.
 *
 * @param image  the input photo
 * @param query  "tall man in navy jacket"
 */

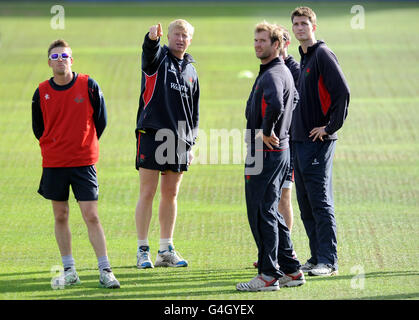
xmin=236 ymin=22 xmax=304 ymax=292
xmin=291 ymin=7 xmax=350 ymax=276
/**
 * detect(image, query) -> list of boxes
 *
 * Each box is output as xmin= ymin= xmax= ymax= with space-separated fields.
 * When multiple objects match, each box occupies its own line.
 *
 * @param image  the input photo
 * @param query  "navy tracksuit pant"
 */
xmin=292 ymin=140 xmax=338 ymax=269
xmin=245 ymin=148 xmax=300 ymax=279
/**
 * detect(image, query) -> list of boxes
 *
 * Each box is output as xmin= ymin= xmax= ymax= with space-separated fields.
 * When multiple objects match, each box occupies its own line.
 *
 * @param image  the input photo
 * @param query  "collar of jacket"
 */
xmin=259 ymin=56 xmax=283 ymax=74
xmin=164 ymin=45 xmax=196 ymax=64
xmin=49 ymin=72 xmax=78 ymax=91
xmin=298 ymin=40 xmax=325 ymax=58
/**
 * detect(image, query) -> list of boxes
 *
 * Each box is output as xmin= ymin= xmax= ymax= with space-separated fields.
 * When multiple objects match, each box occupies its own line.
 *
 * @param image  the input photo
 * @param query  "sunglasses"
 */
xmin=49 ymin=53 xmax=71 ymax=60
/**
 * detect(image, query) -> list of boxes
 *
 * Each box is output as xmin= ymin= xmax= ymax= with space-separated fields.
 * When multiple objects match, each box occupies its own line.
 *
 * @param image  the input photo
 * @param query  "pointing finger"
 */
xmin=157 ymin=23 xmax=163 ymax=37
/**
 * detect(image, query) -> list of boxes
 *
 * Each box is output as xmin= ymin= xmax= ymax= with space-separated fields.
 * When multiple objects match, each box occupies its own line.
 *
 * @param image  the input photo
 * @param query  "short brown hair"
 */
xmin=291 ymin=6 xmax=317 ymax=25
xmin=255 ymin=21 xmax=285 ymax=51
xmin=48 ymin=39 xmax=71 ymax=57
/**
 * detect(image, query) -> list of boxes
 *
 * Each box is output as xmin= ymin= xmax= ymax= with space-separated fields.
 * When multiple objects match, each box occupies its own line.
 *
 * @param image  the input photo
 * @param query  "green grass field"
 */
xmin=0 ymin=1 xmax=418 ymax=300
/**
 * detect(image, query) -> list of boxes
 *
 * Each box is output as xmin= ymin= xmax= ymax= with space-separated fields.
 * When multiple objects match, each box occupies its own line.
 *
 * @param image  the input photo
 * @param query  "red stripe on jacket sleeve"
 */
xmin=143 ymin=73 xmax=158 ymax=108
xmin=318 ymin=75 xmax=331 ymax=115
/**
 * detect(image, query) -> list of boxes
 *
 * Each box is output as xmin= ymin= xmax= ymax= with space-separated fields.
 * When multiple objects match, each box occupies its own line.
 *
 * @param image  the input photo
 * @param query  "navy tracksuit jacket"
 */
xmin=136 ymin=34 xmax=200 ymax=149
xmin=245 ymin=57 xmax=300 ymax=278
xmin=291 ymin=41 xmax=350 ymax=269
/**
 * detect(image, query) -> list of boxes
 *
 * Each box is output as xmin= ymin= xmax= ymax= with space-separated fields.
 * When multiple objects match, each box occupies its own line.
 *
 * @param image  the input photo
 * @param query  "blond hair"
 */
xmin=168 ymin=19 xmax=194 ymax=38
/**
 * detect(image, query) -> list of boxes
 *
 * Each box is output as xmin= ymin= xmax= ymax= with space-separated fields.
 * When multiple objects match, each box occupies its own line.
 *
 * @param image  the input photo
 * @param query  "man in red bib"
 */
xmin=32 ymin=39 xmax=120 ymax=289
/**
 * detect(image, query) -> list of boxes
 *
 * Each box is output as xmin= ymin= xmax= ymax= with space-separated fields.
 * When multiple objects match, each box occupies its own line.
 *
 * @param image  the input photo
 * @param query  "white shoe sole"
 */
xmin=279 ymin=279 xmax=306 ymax=287
xmin=308 ymin=270 xmax=338 ymax=277
xmin=236 ymin=285 xmax=279 ymax=292
xmin=100 ymin=282 xmax=120 ymax=289
xmin=137 ymin=257 xmax=154 ymax=269
xmin=301 ymin=268 xmax=313 ymax=273
xmin=154 ymin=262 xmax=188 ymax=267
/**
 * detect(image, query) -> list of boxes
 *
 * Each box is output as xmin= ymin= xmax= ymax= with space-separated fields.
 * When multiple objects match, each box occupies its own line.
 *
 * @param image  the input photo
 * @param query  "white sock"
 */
xmin=62 ymin=255 xmax=75 ymax=270
xmin=138 ymin=239 xmax=149 ymax=250
xmin=159 ymin=238 xmax=173 ymax=252
xmin=98 ymin=255 xmax=111 ymax=272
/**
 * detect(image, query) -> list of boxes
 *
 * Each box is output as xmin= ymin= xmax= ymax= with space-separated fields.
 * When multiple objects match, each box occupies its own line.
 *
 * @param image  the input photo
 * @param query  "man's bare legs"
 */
xmin=79 ymin=200 xmax=107 ymax=258
xmin=52 ymin=200 xmax=108 ymax=258
xmin=135 ymin=168 xmax=160 ymax=241
xmin=159 ymin=170 xmax=183 ymax=240
xmin=52 ymin=199 xmax=118 ymax=288
xmin=135 ymin=168 xmax=187 ymax=267
xmin=52 ymin=201 xmax=72 ymax=257
xmin=135 ymin=168 xmax=183 ymax=241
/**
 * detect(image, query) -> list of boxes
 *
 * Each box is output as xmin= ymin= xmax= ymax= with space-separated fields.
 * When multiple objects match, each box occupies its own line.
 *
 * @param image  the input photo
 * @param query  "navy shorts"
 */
xmin=38 ymin=165 xmax=99 ymax=201
xmin=136 ymin=129 xmax=189 ymax=173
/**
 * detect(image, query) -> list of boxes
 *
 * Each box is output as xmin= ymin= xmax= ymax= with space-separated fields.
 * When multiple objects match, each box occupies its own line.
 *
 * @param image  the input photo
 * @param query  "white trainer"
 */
xmin=308 ymin=263 xmax=338 ymax=276
xmin=64 ymin=267 xmax=81 ymax=286
xmin=99 ymin=269 xmax=120 ymax=289
xmin=154 ymin=246 xmax=188 ymax=267
xmin=137 ymin=247 xmax=154 ymax=269
xmin=236 ymin=275 xmax=279 ymax=292
xmin=277 ymin=270 xmax=306 ymax=287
